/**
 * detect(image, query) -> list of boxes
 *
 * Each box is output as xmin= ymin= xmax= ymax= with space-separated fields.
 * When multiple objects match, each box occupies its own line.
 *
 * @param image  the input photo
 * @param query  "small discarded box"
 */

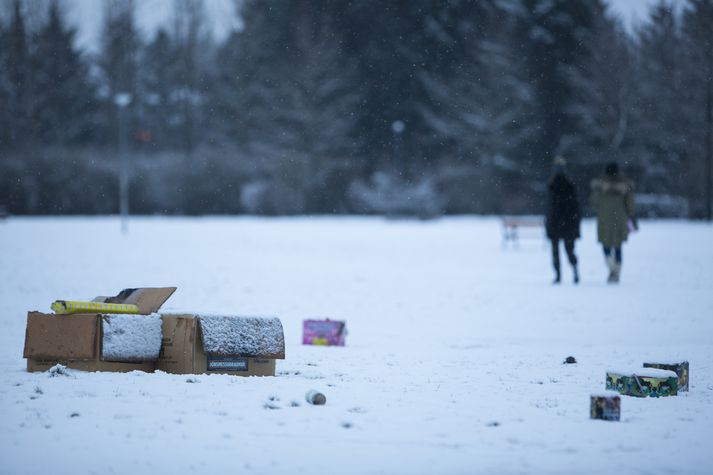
xmin=643 ymin=361 xmax=689 ymax=392
xmin=590 ymin=391 xmax=621 ymax=421
xmin=302 ymin=319 xmax=346 ymax=346
xmin=157 ymin=314 xmax=285 ymax=376
xmin=23 ymin=287 xmax=175 ymax=373
xmin=605 ymin=368 xmax=679 ymax=397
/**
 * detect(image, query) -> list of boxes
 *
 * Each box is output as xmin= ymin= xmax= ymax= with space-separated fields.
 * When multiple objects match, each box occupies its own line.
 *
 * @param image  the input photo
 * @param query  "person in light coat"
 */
xmin=589 ymin=162 xmax=637 ymax=283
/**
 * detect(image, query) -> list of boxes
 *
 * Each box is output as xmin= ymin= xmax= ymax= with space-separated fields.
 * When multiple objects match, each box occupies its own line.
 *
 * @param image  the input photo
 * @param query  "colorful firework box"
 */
xmin=606 ymin=368 xmax=678 ymax=398
xmin=302 ymin=319 xmax=346 ymax=346
xmin=643 ymin=361 xmax=689 ymax=391
xmin=590 ymin=391 xmax=621 ymax=421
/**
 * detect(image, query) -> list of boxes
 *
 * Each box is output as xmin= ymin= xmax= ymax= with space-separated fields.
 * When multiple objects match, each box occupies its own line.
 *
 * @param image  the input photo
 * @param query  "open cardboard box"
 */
xmin=23 ymin=287 xmax=286 ymax=376
xmin=23 ymin=287 xmax=176 ymax=372
xmin=158 ymin=314 xmax=285 ymax=376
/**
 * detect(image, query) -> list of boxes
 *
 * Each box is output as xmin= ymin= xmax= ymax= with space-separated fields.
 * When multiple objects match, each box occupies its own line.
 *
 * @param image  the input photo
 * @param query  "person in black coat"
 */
xmin=545 ymin=156 xmax=581 ymax=284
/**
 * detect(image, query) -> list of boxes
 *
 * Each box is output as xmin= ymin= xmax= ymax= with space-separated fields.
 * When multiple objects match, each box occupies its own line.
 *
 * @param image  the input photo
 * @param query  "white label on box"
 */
xmin=207 ymin=356 xmax=248 ymax=372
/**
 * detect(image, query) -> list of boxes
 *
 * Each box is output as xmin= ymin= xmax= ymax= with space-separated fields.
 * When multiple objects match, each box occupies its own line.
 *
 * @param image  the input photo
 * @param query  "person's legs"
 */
xmin=603 ymin=246 xmax=617 ymax=283
xmin=564 ymin=239 xmax=579 ymax=283
xmin=610 ymin=246 xmax=623 ymax=283
xmin=551 ymin=239 xmax=561 ymax=283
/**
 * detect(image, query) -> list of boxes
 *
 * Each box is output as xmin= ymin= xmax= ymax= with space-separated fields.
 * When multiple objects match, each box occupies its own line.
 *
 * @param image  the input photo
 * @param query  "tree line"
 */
xmin=0 ymin=0 xmax=711 ymax=218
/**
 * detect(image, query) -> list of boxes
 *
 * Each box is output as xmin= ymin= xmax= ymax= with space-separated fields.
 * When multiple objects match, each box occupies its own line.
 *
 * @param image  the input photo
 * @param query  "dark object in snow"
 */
xmin=69 ymin=412 xmax=80 ymax=418
xmin=486 ymin=421 xmax=500 ymax=427
xmin=590 ymin=393 xmax=621 ymax=421
xmin=563 ymin=356 xmax=577 ymax=364
xmin=643 ymin=361 xmax=689 ymax=392
xmin=606 ymin=369 xmax=678 ymax=397
xmin=305 ymin=390 xmax=326 ymax=405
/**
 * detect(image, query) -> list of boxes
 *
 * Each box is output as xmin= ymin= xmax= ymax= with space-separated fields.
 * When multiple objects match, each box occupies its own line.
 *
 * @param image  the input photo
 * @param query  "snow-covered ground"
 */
xmin=0 ymin=216 xmax=711 ymax=475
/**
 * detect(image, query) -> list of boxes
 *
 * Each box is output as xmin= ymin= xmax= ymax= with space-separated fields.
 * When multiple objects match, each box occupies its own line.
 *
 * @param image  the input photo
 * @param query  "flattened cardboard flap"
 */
xmin=99 ymin=287 xmax=176 ymax=314
xmin=23 ymin=312 xmax=98 ymax=360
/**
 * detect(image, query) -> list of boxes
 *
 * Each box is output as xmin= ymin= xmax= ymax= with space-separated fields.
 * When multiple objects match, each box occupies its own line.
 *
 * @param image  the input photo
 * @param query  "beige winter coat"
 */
xmin=589 ymin=176 xmax=635 ymax=247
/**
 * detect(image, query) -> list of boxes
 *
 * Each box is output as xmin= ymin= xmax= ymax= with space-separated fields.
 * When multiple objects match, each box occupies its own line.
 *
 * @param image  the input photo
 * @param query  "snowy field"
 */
xmin=0 ymin=216 xmax=712 ymax=475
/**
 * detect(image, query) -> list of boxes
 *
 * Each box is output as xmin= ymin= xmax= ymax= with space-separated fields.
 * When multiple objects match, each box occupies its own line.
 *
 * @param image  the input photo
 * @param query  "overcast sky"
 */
xmin=60 ymin=0 xmax=684 ymax=52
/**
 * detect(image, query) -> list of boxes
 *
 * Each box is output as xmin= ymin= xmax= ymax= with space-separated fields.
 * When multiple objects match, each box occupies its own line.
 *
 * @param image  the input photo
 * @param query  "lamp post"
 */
xmin=392 ymin=120 xmax=406 ymax=168
xmin=115 ymin=93 xmax=132 ymax=234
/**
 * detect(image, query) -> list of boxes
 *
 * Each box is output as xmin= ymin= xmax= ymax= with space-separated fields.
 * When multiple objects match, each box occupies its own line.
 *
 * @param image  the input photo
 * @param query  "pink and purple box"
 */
xmin=302 ymin=319 xmax=346 ymax=346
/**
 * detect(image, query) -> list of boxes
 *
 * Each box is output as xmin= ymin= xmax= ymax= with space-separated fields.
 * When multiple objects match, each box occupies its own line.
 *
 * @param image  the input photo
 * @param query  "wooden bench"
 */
xmin=501 ymin=217 xmax=544 ymax=246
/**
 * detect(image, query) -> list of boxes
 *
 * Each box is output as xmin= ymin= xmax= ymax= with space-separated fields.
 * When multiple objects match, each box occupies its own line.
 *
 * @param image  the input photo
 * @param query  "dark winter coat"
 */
xmin=589 ymin=176 xmax=635 ymax=247
xmin=546 ymin=173 xmax=581 ymax=241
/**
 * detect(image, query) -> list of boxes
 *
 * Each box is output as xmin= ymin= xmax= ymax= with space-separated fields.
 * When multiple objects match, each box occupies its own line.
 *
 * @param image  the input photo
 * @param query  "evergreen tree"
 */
xmin=521 ymin=0 xmax=607 ymax=178
xmin=632 ymin=2 xmax=689 ymax=198
xmin=97 ymin=0 xmax=140 ymax=147
xmin=681 ymin=0 xmax=713 ymax=218
xmin=142 ymin=28 xmax=178 ymax=150
xmin=0 ymin=0 xmax=31 ymax=149
xmin=335 ymin=0 xmax=478 ymax=172
xmin=566 ymin=11 xmax=636 ymax=180
xmin=170 ymin=0 xmax=211 ymax=155
xmin=30 ymin=0 xmax=94 ymax=145
xmin=213 ymin=0 xmax=362 ymax=213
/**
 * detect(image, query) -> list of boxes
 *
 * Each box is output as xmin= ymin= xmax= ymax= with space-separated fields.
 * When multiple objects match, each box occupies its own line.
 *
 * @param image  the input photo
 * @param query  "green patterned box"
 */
xmin=643 ymin=361 xmax=689 ymax=392
xmin=606 ymin=368 xmax=678 ymax=398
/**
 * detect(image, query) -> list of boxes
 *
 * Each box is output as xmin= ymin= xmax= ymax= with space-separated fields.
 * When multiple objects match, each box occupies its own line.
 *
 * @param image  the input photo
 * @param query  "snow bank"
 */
xmin=101 ymin=314 xmax=162 ymax=361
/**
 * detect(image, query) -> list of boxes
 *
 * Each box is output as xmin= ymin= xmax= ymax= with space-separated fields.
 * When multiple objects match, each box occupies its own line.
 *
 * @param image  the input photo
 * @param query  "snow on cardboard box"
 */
xmin=23 ymin=287 xmax=176 ymax=373
xmin=157 ymin=314 xmax=285 ymax=376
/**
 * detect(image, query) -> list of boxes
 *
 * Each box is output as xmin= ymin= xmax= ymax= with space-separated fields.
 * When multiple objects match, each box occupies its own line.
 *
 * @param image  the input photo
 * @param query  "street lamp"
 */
xmin=391 ymin=120 xmax=406 ymax=168
xmin=115 ymin=92 xmax=132 ymax=234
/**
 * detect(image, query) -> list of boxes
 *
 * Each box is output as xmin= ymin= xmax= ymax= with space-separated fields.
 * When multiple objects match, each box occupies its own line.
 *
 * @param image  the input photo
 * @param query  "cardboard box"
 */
xmin=23 ymin=287 xmax=175 ymax=373
xmin=158 ymin=314 xmax=285 ymax=376
xmin=590 ymin=392 xmax=621 ymax=421
xmin=302 ymin=319 xmax=346 ymax=346
xmin=643 ymin=361 xmax=689 ymax=391
xmin=605 ymin=368 xmax=679 ymax=398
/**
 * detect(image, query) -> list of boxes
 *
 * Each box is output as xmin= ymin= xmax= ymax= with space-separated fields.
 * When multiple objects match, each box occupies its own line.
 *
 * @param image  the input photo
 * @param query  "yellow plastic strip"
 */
xmin=51 ymin=300 xmax=140 ymax=315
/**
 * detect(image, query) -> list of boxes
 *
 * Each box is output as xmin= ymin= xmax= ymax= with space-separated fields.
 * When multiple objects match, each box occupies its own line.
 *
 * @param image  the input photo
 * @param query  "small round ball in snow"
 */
xmin=564 ymin=356 xmax=577 ymax=364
